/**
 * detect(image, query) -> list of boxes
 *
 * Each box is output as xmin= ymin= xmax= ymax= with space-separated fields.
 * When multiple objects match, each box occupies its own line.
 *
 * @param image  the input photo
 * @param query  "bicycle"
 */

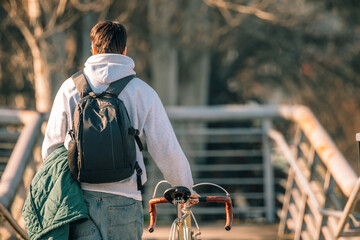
xmin=148 ymin=180 xmax=233 ymax=240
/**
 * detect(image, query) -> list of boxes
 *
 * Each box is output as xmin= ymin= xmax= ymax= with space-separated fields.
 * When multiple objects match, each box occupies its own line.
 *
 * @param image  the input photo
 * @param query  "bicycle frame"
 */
xmin=171 ymin=202 xmax=192 ymax=240
xmin=149 ymin=198 xmax=199 ymax=240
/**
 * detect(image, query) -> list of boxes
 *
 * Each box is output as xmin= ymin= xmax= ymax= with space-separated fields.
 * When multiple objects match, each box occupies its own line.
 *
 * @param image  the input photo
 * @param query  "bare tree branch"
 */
xmin=39 ymin=14 xmax=81 ymax=40
xmin=45 ymin=4 xmax=61 ymax=36
xmin=115 ymin=0 xmax=137 ymax=23
xmin=98 ymin=1 xmax=111 ymax=21
xmin=70 ymin=0 xmax=112 ymax=12
xmin=218 ymin=5 xmax=245 ymax=27
xmin=219 ymin=6 xmax=234 ymax=24
xmin=27 ymin=0 xmax=41 ymax=26
xmin=3 ymin=0 xmax=40 ymax=58
xmin=203 ymin=0 xmax=277 ymax=22
xmin=56 ymin=0 xmax=68 ymax=16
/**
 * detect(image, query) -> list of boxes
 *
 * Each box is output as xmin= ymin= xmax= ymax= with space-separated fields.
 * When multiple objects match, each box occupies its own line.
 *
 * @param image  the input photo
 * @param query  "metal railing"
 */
xmin=1 ymin=105 xmax=360 ymax=240
xmin=144 ymin=105 xmax=282 ymax=223
xmin=0 ymin=109 xmax=42 ymax=240
xmin=272 ymin=105 xmax=360 ymax=239
xmin=144 ymin=105 xmax=360 ymax=239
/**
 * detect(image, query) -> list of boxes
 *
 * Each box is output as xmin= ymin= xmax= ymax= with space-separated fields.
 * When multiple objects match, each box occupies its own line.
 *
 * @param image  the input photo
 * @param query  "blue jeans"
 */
xmin=69 ymin=190 xmax=143 ymax=240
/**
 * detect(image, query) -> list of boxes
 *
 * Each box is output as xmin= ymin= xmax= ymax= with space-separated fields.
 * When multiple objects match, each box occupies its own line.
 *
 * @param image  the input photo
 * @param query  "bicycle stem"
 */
xmin=178 ymin=205 xmax=192 ymax=240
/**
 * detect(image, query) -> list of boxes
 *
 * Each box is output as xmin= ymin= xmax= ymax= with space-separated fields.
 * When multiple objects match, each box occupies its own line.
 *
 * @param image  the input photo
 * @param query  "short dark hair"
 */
xmin=90 ymin=20 xmax=127 ymax=54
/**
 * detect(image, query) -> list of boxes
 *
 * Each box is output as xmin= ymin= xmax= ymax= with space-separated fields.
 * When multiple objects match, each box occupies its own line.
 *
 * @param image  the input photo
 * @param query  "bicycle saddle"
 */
xmin=164 ymin=186 xmax=191 ymax=204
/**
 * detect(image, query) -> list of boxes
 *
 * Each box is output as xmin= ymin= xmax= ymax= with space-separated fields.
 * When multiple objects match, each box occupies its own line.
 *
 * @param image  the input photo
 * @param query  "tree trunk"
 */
xmin=81 ymin=13 xmax=97 ymax=62
xmin=148 ymin=0 xmax=210 ymax=106
xmin=178 ymin=1 xmax=210 ymax=106
xmin=49 ymin=32 xmax=67 ymax=96
xmin=179 ymin=51 xmax=210 ymax=106
xmin=32 ymin=49 xmax=52 ymax=112
xmin=151 ymin=44 xmax=179 ymax=105
xmin=148 ymin=0 xmax=179 ymax=106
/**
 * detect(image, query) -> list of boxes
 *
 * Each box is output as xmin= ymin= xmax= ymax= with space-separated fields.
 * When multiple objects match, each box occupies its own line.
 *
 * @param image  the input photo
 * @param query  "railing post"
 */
xmin=294 ymin=193 xmax=308 ymax=240
xmin=356 ymin=133 xmax=360 ymax=174
xmin=331 ymin=134 xmax=360 ymax=238
xmin=277 ymin=168 xmax=294 ymax=239
xmin=263 ymin=118 xmax=274 ymax=222
xmin=315 ymin=170 xmax=334 ymax=240
xmin=0 ymin=201 xmax=29 ymax=239
xmin=334 ymin=178 xmax=360 ymax=237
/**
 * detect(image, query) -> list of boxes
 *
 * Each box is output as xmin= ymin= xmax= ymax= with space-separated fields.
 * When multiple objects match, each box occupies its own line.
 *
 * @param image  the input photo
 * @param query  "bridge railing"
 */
xmin=143 ymin=105 xmax=281 ymax=223
xmin=1 ymin=105 xmax=360 ymax=240
xmin=146 ymin=105 xmax=360 ymax=239
xmin=0 ymin=109 xmax=42 ymax=239
xmin=271 ymin=105 xmax=360 ymax=239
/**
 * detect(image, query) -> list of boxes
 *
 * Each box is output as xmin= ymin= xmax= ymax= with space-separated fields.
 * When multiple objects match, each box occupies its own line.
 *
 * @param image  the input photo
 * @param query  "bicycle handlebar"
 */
xmin=148 ymin=197 xmax=169 ymax=233
xmin=148 ymin=196 xmax=233 ymax=232
xmin=198 ymin=196 xmax=233 ymax=231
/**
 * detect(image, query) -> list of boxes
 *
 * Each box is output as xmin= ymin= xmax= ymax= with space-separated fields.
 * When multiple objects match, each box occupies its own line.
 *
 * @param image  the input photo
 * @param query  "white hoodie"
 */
xmin=42 ymin=54 xmax=194 ymax=201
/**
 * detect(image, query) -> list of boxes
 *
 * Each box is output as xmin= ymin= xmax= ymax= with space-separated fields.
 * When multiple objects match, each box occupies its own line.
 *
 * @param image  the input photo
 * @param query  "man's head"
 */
xmin=90 ymin=20 xmax=127 ymax=55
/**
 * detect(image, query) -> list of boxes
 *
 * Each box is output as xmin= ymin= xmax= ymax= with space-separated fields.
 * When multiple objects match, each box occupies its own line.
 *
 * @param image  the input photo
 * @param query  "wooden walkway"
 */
xmin=143 ymin=223 xmax=279 ymax=240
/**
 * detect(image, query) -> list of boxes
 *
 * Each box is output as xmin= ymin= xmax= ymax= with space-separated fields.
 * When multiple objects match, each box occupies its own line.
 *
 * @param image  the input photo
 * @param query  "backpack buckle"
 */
xmin=135 ymin=162 xmax=143 ymax=191
xmin=129 ymin=127 xmax=140 ymax=136
xmin=136 ymin=168 xmax=143 ymax=176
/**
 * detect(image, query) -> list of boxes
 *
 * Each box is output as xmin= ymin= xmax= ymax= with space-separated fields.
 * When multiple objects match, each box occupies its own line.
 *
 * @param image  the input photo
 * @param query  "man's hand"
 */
xmin=191 ymin=191 xmax=200 ymax=199
xmin=189 ymin=190 xmax=200 ymax=205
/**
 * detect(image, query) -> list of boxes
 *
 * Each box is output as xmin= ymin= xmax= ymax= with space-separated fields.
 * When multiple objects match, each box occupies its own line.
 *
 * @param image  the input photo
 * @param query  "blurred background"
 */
xmin=1 ymin=0 xmax=360 ymax=238
xmin=1 ymin=0 xmax=360 ymax=168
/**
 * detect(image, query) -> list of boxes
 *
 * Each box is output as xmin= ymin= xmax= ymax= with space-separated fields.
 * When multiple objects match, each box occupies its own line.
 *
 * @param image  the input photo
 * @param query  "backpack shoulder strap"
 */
xmin=106 ymin=75 xmax=135 ymax=97
xmin=71 ymin=71 xmax=94 ymax=98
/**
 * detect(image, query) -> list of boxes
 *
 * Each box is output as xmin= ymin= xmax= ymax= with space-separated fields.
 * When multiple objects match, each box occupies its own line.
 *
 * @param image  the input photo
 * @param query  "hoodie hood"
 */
xmin=83 ymin=54 xmax=136 ymax=91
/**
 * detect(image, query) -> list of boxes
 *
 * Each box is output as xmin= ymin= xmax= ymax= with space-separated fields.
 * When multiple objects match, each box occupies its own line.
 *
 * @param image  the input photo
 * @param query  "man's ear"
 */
xmin=122 ymin=47 xmax=127 ymax=56
xmin=91 ymin=44 xmax=98 ymax=55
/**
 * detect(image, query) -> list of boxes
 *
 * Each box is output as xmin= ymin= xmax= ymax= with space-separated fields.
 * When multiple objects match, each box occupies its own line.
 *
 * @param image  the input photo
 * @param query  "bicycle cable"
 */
xmin=190 ymin=182 xmax=229 ymax=239
xmin=192 ymin=182 xmax=230 ymax=197
xmin=153 ymin=181 xmax=229 ymax=197
xmin=152 ymin=180 xmax=171 ymax=198
xmin=190 ymin=210 xmax=201 ymax=238
xmin=152 ymin=181 xmax=229 ymax=239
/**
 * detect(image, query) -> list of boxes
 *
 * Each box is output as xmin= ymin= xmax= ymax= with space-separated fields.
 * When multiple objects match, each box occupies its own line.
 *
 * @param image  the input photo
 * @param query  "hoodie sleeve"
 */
xmin=42 ymin=83 xmax=69 ymax=160
xmin=142 ymin=93 xmax=194 ymax=191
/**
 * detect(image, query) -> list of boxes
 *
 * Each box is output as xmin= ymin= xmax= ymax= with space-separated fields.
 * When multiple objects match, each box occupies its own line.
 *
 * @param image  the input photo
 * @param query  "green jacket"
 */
xmin=22 ymin=146 xmax=88 ymax=240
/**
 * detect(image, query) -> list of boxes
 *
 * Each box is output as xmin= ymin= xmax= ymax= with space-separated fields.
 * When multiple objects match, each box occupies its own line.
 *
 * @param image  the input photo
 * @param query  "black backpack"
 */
xmin=67 ymin=71 xmax=143 ymax=190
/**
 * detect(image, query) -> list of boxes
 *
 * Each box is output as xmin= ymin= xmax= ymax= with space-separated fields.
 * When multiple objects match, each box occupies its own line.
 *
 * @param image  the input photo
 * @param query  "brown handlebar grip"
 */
xmin=148 ymin=197 xmax=169 ymax=233
xmin=202 ymin=196 xmax=233 ymax=231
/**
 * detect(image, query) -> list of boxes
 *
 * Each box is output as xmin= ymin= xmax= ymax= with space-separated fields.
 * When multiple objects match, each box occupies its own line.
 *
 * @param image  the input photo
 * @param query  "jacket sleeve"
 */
xmin=42 ymin=84 xmax=69 ymax=160
xmin=143 ymin=93 xmax=194 ymax=192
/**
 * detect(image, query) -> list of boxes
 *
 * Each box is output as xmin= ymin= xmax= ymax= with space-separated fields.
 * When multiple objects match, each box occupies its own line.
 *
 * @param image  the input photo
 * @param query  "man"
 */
xmin=42 ymin=20 xmax=197 ymax=239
